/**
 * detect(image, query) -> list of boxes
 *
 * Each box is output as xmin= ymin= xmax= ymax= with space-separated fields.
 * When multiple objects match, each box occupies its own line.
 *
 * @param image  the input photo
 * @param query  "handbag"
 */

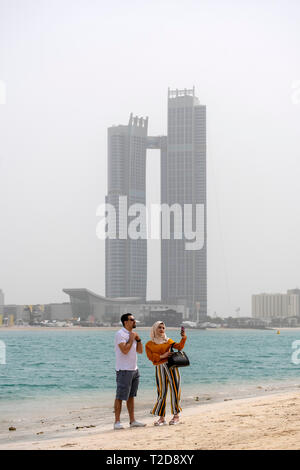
xmin=168 ymin=343 xmax=190 ymax=369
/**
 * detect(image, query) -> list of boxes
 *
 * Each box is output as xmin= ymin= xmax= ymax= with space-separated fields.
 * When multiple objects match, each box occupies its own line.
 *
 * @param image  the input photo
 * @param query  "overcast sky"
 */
xmin=0 ymin=0 xmax=300 ymax=316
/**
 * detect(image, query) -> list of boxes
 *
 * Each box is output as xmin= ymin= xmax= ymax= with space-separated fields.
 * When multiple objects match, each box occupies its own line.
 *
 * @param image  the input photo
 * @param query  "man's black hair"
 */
xmin=121 ymin=313 xmax=133 ymax=326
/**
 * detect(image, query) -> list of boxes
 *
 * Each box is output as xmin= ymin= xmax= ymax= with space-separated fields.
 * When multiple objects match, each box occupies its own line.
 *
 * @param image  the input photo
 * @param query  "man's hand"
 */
xmin=129 ymin=331 xmax=136 ymax=342
xmin=134 ymin=332 xmax=143 ymax=354
xmin=118 ymin=332 xmax=135 ymax=354
xmin=130 ymin=331 xmax=142 ymax=342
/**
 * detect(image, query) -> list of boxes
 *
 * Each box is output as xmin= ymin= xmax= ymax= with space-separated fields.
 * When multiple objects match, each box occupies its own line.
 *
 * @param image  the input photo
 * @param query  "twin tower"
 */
xmin=105 ymin=88 xmax=207 ymax=318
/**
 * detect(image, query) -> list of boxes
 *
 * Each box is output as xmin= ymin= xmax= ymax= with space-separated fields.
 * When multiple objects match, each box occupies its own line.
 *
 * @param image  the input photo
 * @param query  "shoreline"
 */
xmin=2 ymin=326 xmax=300 ymax=332
xmin=1 ymin=390 xmax=300 ymax=450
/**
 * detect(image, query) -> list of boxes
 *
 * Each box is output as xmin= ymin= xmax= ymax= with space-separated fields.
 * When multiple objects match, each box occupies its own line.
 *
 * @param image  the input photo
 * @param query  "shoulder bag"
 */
xmin=168 ymin=343 xmax=190 ymax=369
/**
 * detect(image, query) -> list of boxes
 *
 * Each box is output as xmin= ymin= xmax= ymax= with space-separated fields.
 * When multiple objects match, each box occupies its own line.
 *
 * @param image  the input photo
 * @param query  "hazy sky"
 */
xmin=0 ymin=0 xmax=300 ymax=316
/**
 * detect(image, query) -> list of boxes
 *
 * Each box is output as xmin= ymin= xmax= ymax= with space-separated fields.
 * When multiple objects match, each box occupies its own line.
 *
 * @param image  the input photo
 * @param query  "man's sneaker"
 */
xmin=130 ymin=420 xmax=146 ymax=428
xmin=114 ymin=421 xmax=124 ymax=430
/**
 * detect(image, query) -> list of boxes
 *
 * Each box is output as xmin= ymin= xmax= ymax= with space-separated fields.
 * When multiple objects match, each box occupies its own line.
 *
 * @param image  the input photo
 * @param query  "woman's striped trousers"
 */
xmin=151 ymin=363 xmax=182 ymax=417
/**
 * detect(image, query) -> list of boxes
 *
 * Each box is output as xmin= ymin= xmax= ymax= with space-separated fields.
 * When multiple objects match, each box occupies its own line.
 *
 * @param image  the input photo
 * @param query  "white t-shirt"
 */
xmin=115 ymin=327 xmax=138 ymax=371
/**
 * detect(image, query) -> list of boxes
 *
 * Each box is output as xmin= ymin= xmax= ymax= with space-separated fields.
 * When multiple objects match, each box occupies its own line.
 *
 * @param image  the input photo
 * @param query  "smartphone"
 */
xmin=181 ymin=325 xmax=185 ymax=335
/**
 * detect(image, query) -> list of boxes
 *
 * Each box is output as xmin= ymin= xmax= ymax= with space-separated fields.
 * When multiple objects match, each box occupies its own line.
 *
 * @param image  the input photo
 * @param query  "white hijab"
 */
xmin=150 ymin=321 xmax=169 ymax=344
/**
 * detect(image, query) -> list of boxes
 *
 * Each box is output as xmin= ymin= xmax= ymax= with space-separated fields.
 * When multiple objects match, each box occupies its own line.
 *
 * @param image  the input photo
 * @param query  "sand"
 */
xmin=2 ymin=391 xmax=300 ymax=450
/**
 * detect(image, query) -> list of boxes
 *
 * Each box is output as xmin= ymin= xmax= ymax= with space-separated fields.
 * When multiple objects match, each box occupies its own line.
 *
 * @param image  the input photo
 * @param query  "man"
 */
xmin=114 ymin=313 xmax=146 ymax=430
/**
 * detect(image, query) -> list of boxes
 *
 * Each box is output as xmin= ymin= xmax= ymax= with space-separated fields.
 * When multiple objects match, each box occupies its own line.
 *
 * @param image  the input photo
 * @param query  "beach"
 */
xmin=1 ymin=391 xmax=300 ymax=450
xmin=1 ymin=328 xmax=300 ymax=450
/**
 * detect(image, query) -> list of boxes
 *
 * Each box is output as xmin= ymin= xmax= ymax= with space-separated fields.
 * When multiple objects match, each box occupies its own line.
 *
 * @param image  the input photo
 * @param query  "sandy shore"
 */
xmin=2 ymin=391 xmax=300 ymax=450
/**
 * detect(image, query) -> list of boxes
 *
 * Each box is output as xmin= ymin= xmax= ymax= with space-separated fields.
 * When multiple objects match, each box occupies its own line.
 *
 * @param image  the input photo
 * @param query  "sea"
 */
xmin=0 ymin=328 xmax=299 ymax=444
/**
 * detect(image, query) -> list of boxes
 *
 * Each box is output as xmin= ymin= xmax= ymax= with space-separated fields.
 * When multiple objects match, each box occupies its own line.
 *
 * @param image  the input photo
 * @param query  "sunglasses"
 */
xmin=128 ymin=318 xmax=136 ymax=322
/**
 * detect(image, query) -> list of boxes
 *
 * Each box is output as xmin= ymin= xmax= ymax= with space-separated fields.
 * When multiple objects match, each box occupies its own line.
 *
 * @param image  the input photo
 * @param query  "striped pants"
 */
xmin=151 ymin=363 xmax=182 ymax=417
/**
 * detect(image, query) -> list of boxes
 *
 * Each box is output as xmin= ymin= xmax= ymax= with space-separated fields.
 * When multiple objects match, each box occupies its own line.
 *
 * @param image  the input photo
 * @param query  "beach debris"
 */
xmin=224 ymin=399 xmax=232 ymax=401
xmin=9 ymin=427 xmax=16 ymax=431
xmin=75 ymin=425 xmax=96 ymax=430
xmin=36 ymin=432 xmax=44 ymax=435
xmin=194 ymin=396 xmax=200 ymax=401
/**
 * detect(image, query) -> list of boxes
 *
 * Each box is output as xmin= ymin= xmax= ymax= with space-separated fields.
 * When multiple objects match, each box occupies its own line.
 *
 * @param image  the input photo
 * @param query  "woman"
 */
xmin=145 ymin=321 xmax=187 ymax=426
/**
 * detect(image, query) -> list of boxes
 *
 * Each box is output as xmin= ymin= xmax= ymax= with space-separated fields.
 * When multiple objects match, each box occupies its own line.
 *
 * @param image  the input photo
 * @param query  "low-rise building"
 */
xmin=44 ymin=303 xmax=72 ymax=321
xmin=0 ymin=289 xmax=4 ymax=314
xmin=63 ymin=288 xmax=188 ymax=325
xmin=252 ymin=288 xmax=300 ymax=321
xmin=144 ymin=309 xmax=183 ymax=327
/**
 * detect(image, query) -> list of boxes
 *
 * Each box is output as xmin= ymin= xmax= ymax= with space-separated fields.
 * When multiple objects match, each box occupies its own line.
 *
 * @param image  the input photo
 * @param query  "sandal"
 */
xmin=154 ymin=419 xmax=167 ymax=426
xmin=169 ymin=416 xmax=180 ymax=425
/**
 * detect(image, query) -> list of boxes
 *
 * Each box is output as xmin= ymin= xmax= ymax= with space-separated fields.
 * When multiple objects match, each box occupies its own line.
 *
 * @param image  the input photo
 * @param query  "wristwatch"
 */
xmin=136 ymin=338 xmax=141 ymax=343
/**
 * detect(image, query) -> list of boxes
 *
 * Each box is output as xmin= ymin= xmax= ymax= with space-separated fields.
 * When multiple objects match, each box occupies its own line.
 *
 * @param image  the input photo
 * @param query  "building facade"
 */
xmin=106 ymin=114 xmax=148 ymax=300
xmin=252 ymin=289 xmax=300 ymax=320
xmin=161 ymin=88 xmax=207 ymax=319
xmin=63 ymin=288 xmax=187 ymax=325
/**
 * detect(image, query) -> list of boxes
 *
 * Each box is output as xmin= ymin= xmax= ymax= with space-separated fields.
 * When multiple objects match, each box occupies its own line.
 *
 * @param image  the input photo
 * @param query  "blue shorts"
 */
xmin=116 ymin=369 xmax=140 ymax=401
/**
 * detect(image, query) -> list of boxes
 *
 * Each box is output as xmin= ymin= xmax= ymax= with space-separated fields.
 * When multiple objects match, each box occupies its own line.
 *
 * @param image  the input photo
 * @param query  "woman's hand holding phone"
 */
xmin=180 ymin=325 xmax=187 ymax=338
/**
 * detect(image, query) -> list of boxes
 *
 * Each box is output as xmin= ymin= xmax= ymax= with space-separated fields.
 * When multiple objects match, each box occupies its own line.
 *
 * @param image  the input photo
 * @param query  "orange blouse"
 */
xmin=145 ymin=337 xmax=187 ymax=366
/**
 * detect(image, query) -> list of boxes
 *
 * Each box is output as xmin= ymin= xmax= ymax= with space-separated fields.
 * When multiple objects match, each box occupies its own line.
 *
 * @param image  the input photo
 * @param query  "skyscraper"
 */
xmin=160 ymin=88 xmax=206 ymax=319
xmin=105 ymin=88 xmax=207 ymax=319
xmin=105 ymin=114 xmax=148 ymax=299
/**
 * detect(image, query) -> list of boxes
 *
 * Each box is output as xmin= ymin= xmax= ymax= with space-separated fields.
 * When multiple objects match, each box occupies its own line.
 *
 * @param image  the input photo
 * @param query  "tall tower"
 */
xmin=105 ymin=114 xmax=148 ymax=299
xmin=161 ymin=88 xmax=207 ymax=319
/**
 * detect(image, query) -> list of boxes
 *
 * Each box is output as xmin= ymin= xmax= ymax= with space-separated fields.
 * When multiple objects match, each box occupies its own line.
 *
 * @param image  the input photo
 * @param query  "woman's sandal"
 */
xmin=169 ymin=416 xmax=180 ymax=425
xmin=154 ymin=419 xmax=167 ymax=426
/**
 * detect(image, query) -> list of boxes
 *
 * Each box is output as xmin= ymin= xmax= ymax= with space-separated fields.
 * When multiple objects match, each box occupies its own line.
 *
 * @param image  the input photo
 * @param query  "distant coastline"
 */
xmin=1 ymin=326 xmax=300 ymax=331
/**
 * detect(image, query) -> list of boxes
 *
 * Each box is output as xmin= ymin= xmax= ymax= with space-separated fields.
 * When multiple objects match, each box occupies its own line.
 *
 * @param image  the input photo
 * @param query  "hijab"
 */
xmin=150 ymin=321 xmax=169 ymax=344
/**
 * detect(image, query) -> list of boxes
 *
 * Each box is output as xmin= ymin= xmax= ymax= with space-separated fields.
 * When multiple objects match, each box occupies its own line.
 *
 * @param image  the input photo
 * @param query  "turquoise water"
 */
xmin=0 ymin=328 xmax=299 ymax=405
